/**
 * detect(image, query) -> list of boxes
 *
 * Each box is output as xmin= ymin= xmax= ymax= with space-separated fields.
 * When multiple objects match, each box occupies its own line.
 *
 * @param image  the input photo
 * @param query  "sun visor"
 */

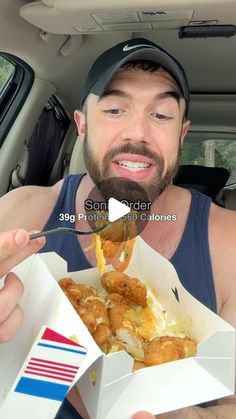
xmin=20 ymin=1 xmax=194 ymax=35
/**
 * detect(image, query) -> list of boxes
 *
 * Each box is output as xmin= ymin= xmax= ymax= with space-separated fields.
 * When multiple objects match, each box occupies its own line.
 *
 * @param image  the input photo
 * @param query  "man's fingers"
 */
xmin=0 ymin=230 xmax=29 ymax=261
xmin=0 ymin=273 xmax=24 ymax=343
xmin=0 ymin=229 xmax=45 ymax=277
xmin=0 ymin=304 xmax=24 ymax=343
xmin=132 ymin=412 xmax=156 ymax=419
xmin=0 ymin=229 xmax=45 ymax=344
xmin=0 ymin=229 xmax=45 ymax=261
xmin=132 ymin=408 xmax=197 ymax=419
xmin=0 ymin=272 xmax=24 ymax=323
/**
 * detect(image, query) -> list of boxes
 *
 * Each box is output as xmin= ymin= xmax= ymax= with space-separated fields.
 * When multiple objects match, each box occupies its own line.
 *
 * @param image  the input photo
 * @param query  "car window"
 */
xmin=0 ymin=55 xmax=15 ymax=95
xmin=181 ymin=135 xmax=236 ymax=186
xmin=0 ymin=53 xmax=34 ymax=146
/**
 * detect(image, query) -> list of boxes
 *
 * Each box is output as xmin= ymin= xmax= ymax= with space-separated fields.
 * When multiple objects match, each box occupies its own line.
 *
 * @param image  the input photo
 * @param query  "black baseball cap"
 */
xmin=79 ymin=37 xmax=190 ymax=115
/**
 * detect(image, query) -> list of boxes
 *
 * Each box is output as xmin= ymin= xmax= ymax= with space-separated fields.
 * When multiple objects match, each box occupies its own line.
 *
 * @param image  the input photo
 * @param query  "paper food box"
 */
xmin=0 ymin=236 xmax=235 ymax=419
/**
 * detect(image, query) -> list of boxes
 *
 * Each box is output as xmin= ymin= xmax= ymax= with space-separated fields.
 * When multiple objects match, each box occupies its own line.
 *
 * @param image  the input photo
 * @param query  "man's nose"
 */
xmin=121 ymin=112 xmax=150 ymax=144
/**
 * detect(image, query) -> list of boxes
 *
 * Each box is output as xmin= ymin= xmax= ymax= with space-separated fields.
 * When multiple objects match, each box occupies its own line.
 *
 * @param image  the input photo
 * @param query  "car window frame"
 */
xmin=182 ymin=130 xmax=236 ymax=186
xmin=0 ymin=52 xmax=34 ymax=146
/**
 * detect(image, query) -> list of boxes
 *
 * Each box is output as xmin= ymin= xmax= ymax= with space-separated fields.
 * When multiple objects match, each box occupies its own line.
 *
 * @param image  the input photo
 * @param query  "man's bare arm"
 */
xmin=0 ymin=181 xmax=62 ymax=342
xmin=0 ymin=182 xmax=62 ymax=232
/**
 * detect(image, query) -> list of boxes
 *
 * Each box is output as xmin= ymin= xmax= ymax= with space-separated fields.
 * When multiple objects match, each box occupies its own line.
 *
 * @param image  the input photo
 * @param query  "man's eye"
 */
xmin=104 ymin=108 xmax=123 ymax=115
xmin=151 ymin=113 xmax=172 ymax=121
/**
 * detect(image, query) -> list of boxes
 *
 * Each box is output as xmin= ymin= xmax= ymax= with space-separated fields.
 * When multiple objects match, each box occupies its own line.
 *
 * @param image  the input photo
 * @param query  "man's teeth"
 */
xmin=117 ymin=160 xmax=151 ymax=172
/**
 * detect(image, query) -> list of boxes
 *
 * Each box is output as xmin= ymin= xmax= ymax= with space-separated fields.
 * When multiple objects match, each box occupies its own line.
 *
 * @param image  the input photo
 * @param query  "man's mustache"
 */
xmin=103 ymin=143 xmax=163 ymax=167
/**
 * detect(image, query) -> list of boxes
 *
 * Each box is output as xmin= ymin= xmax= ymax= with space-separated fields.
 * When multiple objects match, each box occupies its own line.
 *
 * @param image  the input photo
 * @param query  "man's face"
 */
xmin=75 ymin=67 xmax=190 ymax=202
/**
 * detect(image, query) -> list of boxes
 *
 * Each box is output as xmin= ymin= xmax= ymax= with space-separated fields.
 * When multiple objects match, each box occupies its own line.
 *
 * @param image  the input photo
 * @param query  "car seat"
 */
xmin=69 ymin=137 xmax=87 ymax=174
xmin=173 ymin=165 xmax=230 ymax=201
xmin=220 ymin=188 xmax=236 ymax=210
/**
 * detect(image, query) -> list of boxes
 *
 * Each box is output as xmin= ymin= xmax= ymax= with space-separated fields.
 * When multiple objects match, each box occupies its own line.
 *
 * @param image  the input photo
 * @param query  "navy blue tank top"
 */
xmin=41 ymin=174 xmax=217 ymax=313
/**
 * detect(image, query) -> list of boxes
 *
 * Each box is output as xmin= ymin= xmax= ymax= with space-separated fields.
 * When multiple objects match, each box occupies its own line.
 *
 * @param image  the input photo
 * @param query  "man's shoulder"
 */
xmin=210 ymin=202 xmax=236 ymax=232
xmin=1 ymin=180 xmax=63 ymax=206
xmin=209 ymin=202 xmax=236 ymax=251
xmin=209 ymin=203 xmax=236 ymax=331
xmin=208 ymin=203 xmax=236 ymax=316
xmin=0 ymin=180 xmax=64 ymax=231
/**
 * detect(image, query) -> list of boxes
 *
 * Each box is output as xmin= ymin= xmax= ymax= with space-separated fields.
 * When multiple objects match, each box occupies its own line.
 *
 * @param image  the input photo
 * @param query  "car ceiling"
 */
xmin=1 ymin=0 xmax=236 ymax=130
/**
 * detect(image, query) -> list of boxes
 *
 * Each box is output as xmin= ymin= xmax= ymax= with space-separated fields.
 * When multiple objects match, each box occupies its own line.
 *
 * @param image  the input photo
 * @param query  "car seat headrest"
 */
xmin=174 ymin=165 xmax=230 ymax=199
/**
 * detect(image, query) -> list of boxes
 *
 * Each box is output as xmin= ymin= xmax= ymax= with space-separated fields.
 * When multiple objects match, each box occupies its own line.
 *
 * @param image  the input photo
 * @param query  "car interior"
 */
xmin=1 ymin=0 xmax=236 ymax=209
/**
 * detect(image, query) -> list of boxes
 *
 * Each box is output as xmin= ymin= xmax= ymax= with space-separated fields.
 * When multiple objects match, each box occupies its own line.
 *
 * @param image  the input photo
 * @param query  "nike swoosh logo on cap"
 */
xmin=123 ymin=43 xmax=154 ymax=51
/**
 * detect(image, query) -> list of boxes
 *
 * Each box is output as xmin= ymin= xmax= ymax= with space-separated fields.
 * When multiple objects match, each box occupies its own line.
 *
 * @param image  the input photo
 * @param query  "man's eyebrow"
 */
xmin=154 ymin=91 xmax=181 ymax=103
xmin=97 ymin=89 xmax=181 ymax=103
xmin=98 ymin=89 xmax=130 ymax=101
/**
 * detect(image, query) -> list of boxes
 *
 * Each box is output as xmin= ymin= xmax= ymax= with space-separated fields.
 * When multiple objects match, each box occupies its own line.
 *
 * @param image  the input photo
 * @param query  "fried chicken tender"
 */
xmin=101 ymin=271 xmax=129 ymax=295
xmin=181 ymin=336 xmax=198 ymax=357
xmin=133 ymin=361 xmax=146 ymax=371
xmin=106 ymin=293 xmax=131 ymax=332
xmin=85 ymin=300 xmax=110 ymax=327
xmin=76 ymin=304 xmax=88 ymax=317
xmin=108 ymin=301 xmax=130 ymax=333
xmin=102 ymin=272 xmax=147 ymax=307
xmin=106 ymin=292 xmax=126 ymax=305
xmin=68 ymin=283 xmax=96 ymax=302
xmin=92 ymin=324 xmax=111 ymax=346
xmin=58 ymin=279 xmax=96 ymax=301
xmin=80 ymin=311 xmax=97 ymax=334
xmin=58 ymin=277 xmax=74 ymax=291
xmin=144 ymin=336 xmax=197 ymax=367
xmin=124 ymin=277 xmax=147 ymax=307
xmin=117 ymin=327 xmax=144 ymax=359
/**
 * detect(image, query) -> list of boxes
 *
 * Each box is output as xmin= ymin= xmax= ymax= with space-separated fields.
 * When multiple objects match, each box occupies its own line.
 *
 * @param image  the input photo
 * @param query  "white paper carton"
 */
xmin=0 ymin=236 xmax=235 ymax=419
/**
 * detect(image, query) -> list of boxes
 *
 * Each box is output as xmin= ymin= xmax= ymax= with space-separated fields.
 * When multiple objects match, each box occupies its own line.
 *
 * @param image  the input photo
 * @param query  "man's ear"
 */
xmin=74 ymin=110 xmax=86 ymax=140
xmin=180 ymin=119 xmax=190 ymax=146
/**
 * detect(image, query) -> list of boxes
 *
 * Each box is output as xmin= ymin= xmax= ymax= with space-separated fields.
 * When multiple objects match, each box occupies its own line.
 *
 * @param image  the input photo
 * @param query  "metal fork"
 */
xmin=29 ymin=225 xmax=108 ymax=240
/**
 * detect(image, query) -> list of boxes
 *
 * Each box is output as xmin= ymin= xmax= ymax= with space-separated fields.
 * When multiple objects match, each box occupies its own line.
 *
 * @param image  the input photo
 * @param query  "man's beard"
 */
xmin=83 ymin=135 xmax=181 ymax=203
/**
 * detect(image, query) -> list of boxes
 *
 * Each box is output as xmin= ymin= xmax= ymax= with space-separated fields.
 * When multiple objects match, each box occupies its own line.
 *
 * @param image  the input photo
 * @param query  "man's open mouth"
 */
xmin=116 ymin=160 xmax=152 ymax=172
xmin=111 ymin=154 xmax=155 ymax=181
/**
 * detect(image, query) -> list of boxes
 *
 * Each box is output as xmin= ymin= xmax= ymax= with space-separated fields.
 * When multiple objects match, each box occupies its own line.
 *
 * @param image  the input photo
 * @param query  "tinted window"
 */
xmin=181 ymin=136 xmax=236 ymax=185
xmin=0 ymin=53 xmax=34 ymax=146
xmin=0 ymin=56 xmax=15 ymax=94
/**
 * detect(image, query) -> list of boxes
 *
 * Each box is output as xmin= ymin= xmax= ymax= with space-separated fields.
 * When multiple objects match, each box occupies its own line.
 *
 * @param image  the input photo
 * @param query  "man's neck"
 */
xmin=75 ymin=173 xmax=96 ymax=216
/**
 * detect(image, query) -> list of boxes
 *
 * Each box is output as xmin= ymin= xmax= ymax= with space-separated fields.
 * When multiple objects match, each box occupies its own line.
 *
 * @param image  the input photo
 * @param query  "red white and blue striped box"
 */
xmin=15 ymin=327 xmax=87 ymax=401
xmin=0 ymin=326 xmax=87 ymax=418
